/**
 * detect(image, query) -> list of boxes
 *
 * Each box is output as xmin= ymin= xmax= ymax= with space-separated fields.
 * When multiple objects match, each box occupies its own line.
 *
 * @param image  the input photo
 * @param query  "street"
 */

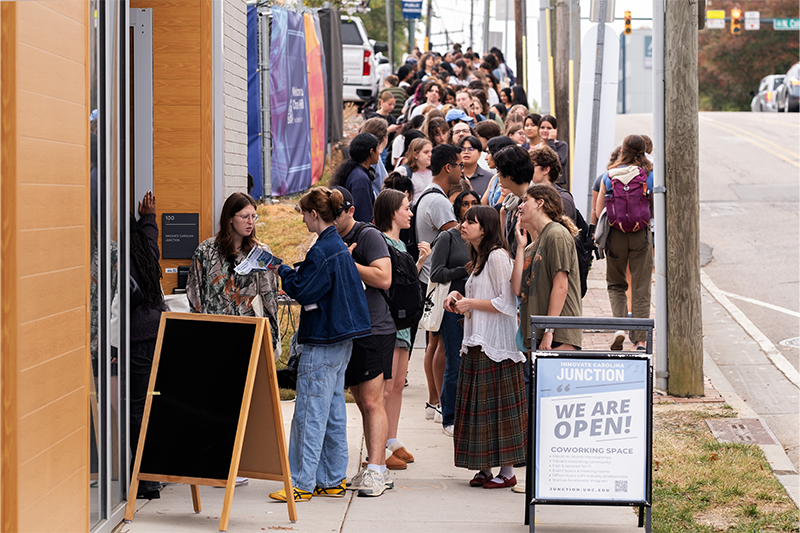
xmin=616 ymin=112 xmax=800 ymax=469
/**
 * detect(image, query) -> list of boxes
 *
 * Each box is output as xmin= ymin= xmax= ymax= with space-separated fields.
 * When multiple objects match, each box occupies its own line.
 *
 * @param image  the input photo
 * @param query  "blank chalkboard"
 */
xmin=125 ymin=312 xmax=296 ymax=531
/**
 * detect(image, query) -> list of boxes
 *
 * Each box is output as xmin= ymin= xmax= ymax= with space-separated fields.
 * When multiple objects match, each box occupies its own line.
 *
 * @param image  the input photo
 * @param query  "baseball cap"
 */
xmin=445 ymin=108 xmax=475 ymax=126
xmin=330 ymin=185 xmax=354 ymax=213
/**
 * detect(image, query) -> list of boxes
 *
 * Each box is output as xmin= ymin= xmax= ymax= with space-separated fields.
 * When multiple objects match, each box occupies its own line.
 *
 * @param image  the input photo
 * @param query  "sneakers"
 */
xmin=433 ymin=406 xmax=443 ymax=424
xmin=357 ymin=469 xmax=386 ymax=497
xmin=425 ymin=402 xmax=437 ymax=420
xmin=346 ymin=464 xmax=369 ymax=489
xmin=384 ymin=469 xmax=394 ymax=490
xmin=610 ymin=330 xmax=625 ymax=351
xmin=442 ymin=425 xmax=454 ymax=437
xmin=269 ymin=487 xmax=312 ymax=502
xmin=313 ymin=480 xmax=346 ymax=498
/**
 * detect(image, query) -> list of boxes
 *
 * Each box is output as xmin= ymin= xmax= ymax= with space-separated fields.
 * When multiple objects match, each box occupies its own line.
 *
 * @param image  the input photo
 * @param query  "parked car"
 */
xmin=775 ymin=62 xmax=800 ymax=113
xmin=750 ymin=74 xmax=785 ymax=112
xmin=341 ymin=16 xmax=389 ymax=103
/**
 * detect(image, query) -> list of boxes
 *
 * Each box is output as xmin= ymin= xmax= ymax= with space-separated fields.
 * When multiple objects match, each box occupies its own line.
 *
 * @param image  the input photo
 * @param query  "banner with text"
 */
xmin=534 ymin=357 xmax=649 ymax=503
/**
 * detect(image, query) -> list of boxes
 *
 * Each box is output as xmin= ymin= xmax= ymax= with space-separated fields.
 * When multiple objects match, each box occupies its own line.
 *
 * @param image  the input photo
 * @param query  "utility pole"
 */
xmin=514 ymin=0 xmax=526 ymax=89
xmin=425 ymin=0 xmax=432 ymax=51
xmin=408 ymin=19 xmax=415 ymax=53
xmin=664 ymin=0 xmax=703 ymax=396
xmin=555 ymin=0 xmax=569 ymax=143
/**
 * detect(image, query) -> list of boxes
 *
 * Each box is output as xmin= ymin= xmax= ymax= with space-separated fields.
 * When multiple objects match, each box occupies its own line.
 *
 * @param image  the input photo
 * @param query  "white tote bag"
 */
xmin=419 ymin=280 xmax=450 ymax=332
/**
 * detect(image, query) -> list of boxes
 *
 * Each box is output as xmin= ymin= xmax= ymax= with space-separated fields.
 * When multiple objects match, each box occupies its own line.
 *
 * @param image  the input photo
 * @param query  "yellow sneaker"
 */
xmin=269 ymin=487 xmax=312 ymax=502
xmin=313 ymin=480 xmax=346 ymax=498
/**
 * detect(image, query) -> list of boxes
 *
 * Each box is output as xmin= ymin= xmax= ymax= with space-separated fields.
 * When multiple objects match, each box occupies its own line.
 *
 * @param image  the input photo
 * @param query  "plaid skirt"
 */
xmin=453 ymin=346 xmax=527 ymax=470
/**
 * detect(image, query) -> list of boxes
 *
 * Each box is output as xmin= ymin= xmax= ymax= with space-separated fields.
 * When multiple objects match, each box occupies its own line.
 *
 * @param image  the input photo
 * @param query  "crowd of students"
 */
xmin=166 ymin=45 xmax=657 ymax=503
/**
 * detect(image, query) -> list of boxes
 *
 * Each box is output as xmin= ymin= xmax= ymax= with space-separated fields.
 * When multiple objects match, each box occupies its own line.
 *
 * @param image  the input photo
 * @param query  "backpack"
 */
xmin=403 ymin=187 xmax=448 ymax=262
xmin=344 ymin=223 xmax=424 ymax=330
xmin=573 ymin=208 xmax=594 ymax=298
xmin=606 ymin=166 xmax=651 ymax=233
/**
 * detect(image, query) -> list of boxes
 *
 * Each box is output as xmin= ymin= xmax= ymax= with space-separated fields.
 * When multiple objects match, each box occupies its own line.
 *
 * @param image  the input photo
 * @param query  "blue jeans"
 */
xmin=288 ymin=340 xmax=352 ymax=492
xmin=439 ymin=310 xmax=464 ymax=427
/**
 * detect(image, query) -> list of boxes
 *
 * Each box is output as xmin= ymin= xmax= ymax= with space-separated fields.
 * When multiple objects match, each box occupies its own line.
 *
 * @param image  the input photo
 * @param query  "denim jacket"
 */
xmin=278 ymin=226 xmax=371 ymax=345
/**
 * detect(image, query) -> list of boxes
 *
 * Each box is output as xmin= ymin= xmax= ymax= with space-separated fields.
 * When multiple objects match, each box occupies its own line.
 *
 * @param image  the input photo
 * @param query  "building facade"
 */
xmin=0 ymin=1 xmax=249 ymax=531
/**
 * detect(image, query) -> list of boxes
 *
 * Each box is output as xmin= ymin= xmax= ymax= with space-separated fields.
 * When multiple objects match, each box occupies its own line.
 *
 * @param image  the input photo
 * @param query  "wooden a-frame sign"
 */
xmin=124 ymin=312 xmax=297 ymax=531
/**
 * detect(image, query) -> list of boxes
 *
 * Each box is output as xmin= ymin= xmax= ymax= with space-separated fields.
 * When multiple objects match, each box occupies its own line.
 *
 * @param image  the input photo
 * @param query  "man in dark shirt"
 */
xmin=529 ymin=145 xmax=578 ymax=225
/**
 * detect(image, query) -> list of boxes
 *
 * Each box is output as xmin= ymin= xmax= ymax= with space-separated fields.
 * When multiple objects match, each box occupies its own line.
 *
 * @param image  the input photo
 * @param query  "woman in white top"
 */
xmin=396 ymin=137 xmax=433 ymax=203
xmin=443 ymin=205 xmax=526 ymax=490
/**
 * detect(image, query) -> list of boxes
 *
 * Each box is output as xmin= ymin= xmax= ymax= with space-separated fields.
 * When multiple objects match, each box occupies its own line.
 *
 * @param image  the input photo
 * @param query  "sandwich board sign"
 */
xmin=124 ymin=313 xmax=296 ymax=531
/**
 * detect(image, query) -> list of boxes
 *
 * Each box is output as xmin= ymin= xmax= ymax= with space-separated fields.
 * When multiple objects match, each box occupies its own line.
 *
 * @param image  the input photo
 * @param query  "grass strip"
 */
xmin=652 ymin=405 xmax=798 ymax=532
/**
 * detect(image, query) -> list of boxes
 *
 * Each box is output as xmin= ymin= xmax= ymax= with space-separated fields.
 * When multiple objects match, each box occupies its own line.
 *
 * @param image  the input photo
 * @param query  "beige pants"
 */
xmin=605 ymin=228 xmax=653 ymax=343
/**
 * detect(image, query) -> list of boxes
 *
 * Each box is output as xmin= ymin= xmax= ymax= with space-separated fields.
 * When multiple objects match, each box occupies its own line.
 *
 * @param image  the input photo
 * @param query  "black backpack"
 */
xmin=345 ymin=223 xmax=424 ymax=330
xmin=402 ymin=187 xmax=448 ymax=262
xmin=573 ymin=208 xmax=595 ymax=298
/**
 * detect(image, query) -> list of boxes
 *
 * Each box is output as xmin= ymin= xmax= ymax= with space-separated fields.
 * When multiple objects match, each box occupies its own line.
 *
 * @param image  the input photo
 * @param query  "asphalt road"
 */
xmin=612 ymin=111 xmax=799 ymax=468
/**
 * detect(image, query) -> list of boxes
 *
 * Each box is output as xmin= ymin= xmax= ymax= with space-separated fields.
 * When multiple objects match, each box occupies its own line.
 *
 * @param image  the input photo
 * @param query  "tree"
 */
xmin=350 ymin=0 xmax=409 ymax=70
xmin=698 ymin=0 xmax=799 ymax=111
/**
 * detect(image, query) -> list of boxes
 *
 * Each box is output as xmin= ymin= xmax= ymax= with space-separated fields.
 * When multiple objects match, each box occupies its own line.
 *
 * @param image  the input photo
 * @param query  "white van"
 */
xmin=341 ymin=16 xmax=388 ymax=103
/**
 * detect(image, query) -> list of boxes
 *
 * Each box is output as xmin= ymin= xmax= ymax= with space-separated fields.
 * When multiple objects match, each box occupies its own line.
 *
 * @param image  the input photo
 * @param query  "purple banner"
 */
xmin=269 ymin=7 xmax=312 ymax=196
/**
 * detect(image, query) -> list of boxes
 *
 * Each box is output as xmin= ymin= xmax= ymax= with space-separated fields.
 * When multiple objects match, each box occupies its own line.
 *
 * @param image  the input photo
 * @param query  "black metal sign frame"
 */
xmin=525 ymin=316 xmax=654 ymax=533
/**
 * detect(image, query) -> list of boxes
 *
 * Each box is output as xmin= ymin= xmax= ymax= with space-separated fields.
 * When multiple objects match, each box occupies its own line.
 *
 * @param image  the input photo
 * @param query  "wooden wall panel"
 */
xmin=1 ymin=1 xmax=89 ymax=531
xmin=131 ymin=0 xmax=212 ymax=294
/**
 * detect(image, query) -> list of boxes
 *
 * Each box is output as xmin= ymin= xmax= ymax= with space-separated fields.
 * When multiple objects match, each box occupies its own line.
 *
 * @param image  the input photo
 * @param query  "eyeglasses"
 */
xmin=235 ymin=214 xmax=259 ymax=222
xmin=462 ymin=147 xmax=477 ymax=152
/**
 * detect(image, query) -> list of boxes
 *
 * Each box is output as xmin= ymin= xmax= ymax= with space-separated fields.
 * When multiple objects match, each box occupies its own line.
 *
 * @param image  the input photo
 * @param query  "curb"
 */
xmin=702 ymin=348 xmax=800 ymax=508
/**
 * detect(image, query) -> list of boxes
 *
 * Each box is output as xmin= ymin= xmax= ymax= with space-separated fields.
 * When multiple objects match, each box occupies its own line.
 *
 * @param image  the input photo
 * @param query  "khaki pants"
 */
xmin=606 ymin=228 xmax=653 ymax=343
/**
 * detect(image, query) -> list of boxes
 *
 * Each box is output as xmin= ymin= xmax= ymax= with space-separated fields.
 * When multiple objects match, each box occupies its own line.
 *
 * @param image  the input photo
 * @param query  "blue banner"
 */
xmin=246 ymin=5 xmax=263 ymax=199
xmin=269 ymin=8 xmax=312 ymax=196
xmin=402 ymin=0 xmax=423 ymax=19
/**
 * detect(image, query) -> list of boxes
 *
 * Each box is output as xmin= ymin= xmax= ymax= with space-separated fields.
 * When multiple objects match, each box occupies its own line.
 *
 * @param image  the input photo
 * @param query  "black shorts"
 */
xmin=345 ymin=333 xmax=395 ymax=387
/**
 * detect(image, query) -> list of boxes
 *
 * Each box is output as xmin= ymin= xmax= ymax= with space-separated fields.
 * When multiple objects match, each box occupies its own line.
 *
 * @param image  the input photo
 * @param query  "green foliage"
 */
xmin=699 ymin=0 xmax=799 ymax=111
xmin=348 ymin=0 xmax=409 ymax=69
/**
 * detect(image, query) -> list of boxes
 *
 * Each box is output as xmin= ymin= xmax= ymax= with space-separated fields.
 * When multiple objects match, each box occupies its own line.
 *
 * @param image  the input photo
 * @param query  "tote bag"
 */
xmin=419 ymin=279 xmax=450 ymax=332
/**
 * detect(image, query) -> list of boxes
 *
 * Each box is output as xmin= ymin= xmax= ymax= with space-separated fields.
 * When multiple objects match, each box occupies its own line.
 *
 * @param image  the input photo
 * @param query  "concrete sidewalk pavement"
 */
xmin=118 ymin=260 xmax=797 ymax=533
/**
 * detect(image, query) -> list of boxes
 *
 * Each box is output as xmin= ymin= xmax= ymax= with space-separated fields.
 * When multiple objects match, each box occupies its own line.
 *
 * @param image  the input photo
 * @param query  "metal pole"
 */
xmin=483 ymin=0 xmax=491 ymax=54
xmin=504 ymin=0 xmax=510 ymax=59
xmin=408 ymin=18 xmax=414 ymax=53
xmin=653 ymin=0 xmax=668 ymax=392
xmin=620 ymin=32 xmax=626 ymax=114
xmin=539 ymin=0 xmax=551 ymax=113
xmin=387 ymin=0 xmax=394 ymax=68
xmin=585 ymin=0 xmax=605 ymax=216
xmin=258 ymin=9 xmax=272 ymax=200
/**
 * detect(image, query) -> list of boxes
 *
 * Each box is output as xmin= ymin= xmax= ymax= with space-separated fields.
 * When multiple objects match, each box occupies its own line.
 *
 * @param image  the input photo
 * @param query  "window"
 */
xmin=341 ymin=21 xmax=363 ymax=45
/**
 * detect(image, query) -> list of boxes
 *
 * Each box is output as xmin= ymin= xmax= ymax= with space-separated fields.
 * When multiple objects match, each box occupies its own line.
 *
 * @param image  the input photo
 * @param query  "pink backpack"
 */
xmin=607 ymin=167 xmax=651 ymax=233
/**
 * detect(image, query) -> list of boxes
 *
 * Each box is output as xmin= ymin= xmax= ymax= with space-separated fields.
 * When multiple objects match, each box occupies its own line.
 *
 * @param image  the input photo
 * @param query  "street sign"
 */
xmin=706 ymin=10 xmax=725 ymax=19
xmin=706 ymin=19 xmax=725 ymax=29
xmin=774 ymin=18 xmax=800 ymax=31
xmin=401 ymin=0 xmax=422 ymax=20
xmin=745 ymin=11 xmax=759 ymax=31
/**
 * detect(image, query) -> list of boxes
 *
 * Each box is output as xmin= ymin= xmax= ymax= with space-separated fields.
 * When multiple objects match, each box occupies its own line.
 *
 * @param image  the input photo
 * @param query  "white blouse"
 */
xmin=460 ymin=248 xmax=524 ymax=363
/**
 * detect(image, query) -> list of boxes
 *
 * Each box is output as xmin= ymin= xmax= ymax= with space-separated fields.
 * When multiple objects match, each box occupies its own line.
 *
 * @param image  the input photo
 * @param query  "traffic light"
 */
xmin=731 ymin=8 xmax=742 ymax=35
xmin=624 ymin=11 xmax=632 ymax=35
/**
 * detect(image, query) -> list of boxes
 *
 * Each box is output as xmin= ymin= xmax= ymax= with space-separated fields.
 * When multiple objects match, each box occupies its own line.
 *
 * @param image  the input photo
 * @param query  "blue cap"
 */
xmin=445 ymin=108 xmax=475 ymax=126
xmin=90 ymin=109 xmax=98 ymax=122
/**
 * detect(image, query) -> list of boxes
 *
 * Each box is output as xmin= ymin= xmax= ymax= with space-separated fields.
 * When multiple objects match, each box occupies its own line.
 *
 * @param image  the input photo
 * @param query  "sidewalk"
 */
xmin=118 ymin=261 xmax=797 ymax=533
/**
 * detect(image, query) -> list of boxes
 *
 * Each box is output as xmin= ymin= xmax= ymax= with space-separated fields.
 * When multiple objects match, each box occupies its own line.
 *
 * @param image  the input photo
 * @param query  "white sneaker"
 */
xmin=235 ymin=477 xmax=249 ymax=486
xmin=433 ymin=405 xmax=442 ymax=424
xmin=425 ymin=402 xmax=436 ymax=420
xmin=357 ymin=469 xmax=386 ymax=497
xmin=383 ymin=469 xmax=394 ymax=490
xmin=611 ymin=330 xmax=625 ymax=351
xmin=442 ymin=425 xmax=454 ymax=437
xmin=346 ymin=464 xmax=369 ymax=489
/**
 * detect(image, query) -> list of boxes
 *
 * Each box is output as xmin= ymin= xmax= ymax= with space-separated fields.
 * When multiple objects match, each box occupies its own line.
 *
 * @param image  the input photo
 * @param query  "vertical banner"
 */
xmin=534 ymin=356 xmax=649 ymax=502
xmin=269 ymin=8 xmax=290 ymax=196
xmin=246 ymin=5 xmax=264 ymax=199
xmin=270 ymin=8 xmax=312 ymax=196
xmin=313 ymin=13 xmax=329 ymax=148
xmin=304 ymin=13 xmax=326 ymax=185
